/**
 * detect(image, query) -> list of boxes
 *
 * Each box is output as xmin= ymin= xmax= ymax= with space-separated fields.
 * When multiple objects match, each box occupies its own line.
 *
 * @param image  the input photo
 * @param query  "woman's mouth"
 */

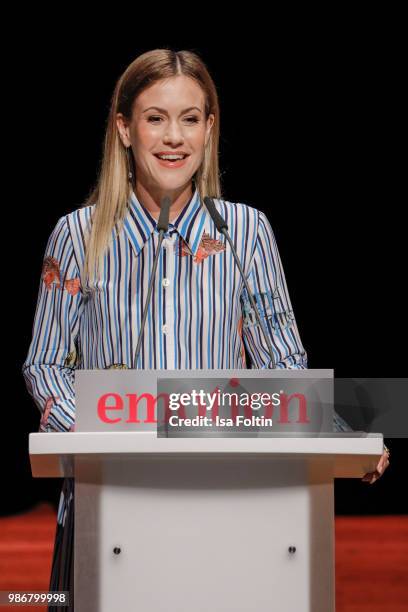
xmin=153 ymin=153 xmax=190 ymax=168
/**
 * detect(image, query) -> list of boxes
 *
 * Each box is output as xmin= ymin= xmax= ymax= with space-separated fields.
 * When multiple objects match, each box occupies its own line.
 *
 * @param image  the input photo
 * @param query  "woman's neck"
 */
xmin=134 ymin=181 xmax=194 ymax=221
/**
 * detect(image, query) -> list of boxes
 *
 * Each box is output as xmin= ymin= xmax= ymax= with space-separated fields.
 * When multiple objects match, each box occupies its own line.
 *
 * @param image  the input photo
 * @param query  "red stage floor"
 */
xmin=0 ymin=504 xmax=407 ymax=611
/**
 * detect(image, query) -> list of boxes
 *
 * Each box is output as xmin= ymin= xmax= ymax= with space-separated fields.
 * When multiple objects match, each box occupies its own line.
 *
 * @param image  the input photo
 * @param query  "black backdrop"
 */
xmin=4 ymin=28 xmax=405 ymax=517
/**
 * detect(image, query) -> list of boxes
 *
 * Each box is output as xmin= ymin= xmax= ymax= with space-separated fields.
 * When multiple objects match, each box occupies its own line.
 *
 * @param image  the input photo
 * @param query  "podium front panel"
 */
xmin=74 ymin=455 xmax=335 ymax=612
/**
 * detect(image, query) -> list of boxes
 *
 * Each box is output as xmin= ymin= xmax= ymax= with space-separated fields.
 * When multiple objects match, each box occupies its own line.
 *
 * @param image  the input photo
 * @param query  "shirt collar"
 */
xmin=123 ymin=185 xmax=209 ymax=258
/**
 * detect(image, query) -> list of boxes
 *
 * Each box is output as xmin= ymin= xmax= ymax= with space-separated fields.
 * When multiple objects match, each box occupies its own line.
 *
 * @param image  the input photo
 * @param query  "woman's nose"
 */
xmin=163 ymin=120 xmax=184 ymax=142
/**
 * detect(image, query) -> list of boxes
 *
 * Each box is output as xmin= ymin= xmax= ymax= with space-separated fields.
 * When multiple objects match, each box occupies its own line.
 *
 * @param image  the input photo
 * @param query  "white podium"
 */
xmin=29 ymin=431 xmax=383 ymax=612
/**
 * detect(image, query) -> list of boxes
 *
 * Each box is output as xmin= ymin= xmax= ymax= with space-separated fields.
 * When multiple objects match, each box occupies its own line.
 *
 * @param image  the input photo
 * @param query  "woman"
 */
xmin=21 ymin=48 xmax=389 ymax=607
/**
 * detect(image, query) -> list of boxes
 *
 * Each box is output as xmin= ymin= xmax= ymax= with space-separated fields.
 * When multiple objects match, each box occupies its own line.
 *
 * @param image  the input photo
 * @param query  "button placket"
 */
xmin=162 ymin=235 xmax=176 ymax=366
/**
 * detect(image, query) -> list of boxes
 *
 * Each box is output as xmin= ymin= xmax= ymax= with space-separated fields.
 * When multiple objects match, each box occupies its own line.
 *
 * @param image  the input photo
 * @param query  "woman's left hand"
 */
xmin=362 ymin=447 xmax=390 ymax=484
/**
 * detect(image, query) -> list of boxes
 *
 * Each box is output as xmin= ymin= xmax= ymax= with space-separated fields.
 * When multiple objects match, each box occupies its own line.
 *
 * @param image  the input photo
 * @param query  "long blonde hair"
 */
xmin=81 ymin=48 xmax=222 ymax=290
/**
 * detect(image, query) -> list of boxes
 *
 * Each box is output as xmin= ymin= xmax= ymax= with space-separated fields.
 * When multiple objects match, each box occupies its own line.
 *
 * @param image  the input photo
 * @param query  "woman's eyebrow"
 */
xmin=142 ymin=106 xmax=202 ymax=114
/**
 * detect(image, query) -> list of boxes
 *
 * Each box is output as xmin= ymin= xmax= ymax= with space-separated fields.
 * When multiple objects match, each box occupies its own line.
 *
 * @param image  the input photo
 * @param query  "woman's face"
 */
xmin=117 ymin=75 xmax=214 ymax=194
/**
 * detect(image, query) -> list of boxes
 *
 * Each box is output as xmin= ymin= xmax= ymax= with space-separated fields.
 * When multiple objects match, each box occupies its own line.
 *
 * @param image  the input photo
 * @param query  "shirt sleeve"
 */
xmin=22 ymin=215 xmax=83 ymax=432
xmin=240 ymin=209 xmax=308 ymax=369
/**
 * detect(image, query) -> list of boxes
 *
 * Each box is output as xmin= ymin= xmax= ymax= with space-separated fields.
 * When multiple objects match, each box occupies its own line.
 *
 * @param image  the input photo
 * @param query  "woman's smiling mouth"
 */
xmin=153 ymin=152 xmax=190 ymax=168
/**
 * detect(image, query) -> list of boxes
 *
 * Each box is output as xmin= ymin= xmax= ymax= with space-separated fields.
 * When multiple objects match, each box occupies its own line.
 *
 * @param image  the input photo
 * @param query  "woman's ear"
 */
xmin=116 ymin=113 xmax=131 ymax=147
xmin=205 ymin=113 xmax=215 ymax=147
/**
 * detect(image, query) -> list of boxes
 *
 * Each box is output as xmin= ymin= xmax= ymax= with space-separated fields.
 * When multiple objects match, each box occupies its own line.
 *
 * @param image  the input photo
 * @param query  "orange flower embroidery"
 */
xmin=64 ymin=277 xmax=81 ymax=295
xmin=179 ymin=240 xmax=193 ymax=257
xmin=42 ymin=256 xmax=61 ymax=289
xmin=179 ymin=232 xmax=225 ymax=264
xmin=42 ymin=256 xmax=81 ymax=295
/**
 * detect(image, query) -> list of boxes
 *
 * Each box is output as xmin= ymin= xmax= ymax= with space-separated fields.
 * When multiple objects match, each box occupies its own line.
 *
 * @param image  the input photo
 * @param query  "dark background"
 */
xmin=4 ymin=26 xmax=405 ymax=516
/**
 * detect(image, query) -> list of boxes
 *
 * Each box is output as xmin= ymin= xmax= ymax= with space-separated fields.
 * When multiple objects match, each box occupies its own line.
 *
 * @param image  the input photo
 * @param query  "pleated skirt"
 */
xmin=48 ymin=477 xmax=75 ymax=611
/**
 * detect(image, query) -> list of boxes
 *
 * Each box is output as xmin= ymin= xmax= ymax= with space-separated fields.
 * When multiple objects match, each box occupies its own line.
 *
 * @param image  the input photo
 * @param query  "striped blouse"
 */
xmin=22 ymin=185 xmax=312 ymax=435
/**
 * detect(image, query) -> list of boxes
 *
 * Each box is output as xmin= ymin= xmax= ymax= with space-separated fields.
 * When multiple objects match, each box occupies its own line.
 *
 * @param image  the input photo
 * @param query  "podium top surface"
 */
xmin=29 ymin=431 xmax=383 ymax=479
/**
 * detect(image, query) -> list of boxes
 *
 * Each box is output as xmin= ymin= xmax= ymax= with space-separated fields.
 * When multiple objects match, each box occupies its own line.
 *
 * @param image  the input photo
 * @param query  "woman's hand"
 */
xmin=362 ymin=446 xmax=390 ymax=484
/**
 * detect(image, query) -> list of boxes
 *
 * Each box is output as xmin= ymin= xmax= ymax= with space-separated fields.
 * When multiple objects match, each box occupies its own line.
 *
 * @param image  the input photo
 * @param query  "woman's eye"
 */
xmin=147 ymin=116 xmax=199 ymax=124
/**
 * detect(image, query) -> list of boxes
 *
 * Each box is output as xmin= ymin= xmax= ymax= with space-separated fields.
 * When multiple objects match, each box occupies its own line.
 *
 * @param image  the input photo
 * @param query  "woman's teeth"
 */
xmin=154 ymin=154 xmax=189 ymax=168
xmin=156 ymin=154 xmax=186 ymax=160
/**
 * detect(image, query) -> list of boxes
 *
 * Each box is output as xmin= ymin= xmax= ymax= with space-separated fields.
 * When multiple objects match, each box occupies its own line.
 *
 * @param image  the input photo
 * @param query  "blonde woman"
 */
xmin=22 ymin=48 xmax=389 ymax=606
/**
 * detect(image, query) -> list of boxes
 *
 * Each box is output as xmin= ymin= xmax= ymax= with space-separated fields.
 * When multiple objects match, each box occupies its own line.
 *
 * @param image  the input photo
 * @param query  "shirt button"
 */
xmin=162 ymin=278 xmax=170 ymax=287
xmin=162 ymin=324 xmax=169 ymax=334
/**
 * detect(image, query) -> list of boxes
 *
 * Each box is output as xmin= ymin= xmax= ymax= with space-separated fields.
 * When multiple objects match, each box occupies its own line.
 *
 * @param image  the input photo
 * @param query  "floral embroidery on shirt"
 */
xmin=178 ymin=232 xmax=226 ymax=264
xmin=42 ymin=256 xmax=61 ymax=289
xmin=241 ymin=289 xmax=295 ymax=330
xmin=106 ymin=363 xmax=129 ymax=369
xmin=64 ymin=342 xmax=82 ymax=368
xmin=42 ymin=256 xmax=81 ymax=295
xmin=64 ymin=349 xmax=77 ymax=368
xmin=64 ymin=277 xmax=81 ymax=295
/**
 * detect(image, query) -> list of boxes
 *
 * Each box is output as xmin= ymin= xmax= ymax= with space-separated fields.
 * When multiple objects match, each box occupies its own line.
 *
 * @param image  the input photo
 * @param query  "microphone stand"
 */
xmin=203 ymin=196 xmax=276 ymax=369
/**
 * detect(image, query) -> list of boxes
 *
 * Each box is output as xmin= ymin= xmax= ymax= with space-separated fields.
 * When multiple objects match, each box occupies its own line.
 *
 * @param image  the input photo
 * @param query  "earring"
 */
xmin=126 ymin=147 xmax=133 ymax=182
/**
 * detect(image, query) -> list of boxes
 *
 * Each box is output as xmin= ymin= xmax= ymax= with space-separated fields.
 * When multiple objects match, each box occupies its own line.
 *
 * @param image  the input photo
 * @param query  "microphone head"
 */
xmin=157 ymin=195 xmax=171 ymax=232
xmin=203 ymin=196 xmax=228 ymax=232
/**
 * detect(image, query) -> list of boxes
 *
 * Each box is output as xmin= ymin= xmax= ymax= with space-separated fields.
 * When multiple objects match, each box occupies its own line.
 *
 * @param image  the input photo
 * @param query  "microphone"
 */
xmin=203 ymin=196 xmax=276 ymax=369
xmin=133 ymin=195 xmax=171 ymax=368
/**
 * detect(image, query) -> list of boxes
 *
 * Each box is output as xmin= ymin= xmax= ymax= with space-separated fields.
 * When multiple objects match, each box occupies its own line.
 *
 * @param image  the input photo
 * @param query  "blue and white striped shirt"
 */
xmin=22 ymin=185 xmax=310 ymax=434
